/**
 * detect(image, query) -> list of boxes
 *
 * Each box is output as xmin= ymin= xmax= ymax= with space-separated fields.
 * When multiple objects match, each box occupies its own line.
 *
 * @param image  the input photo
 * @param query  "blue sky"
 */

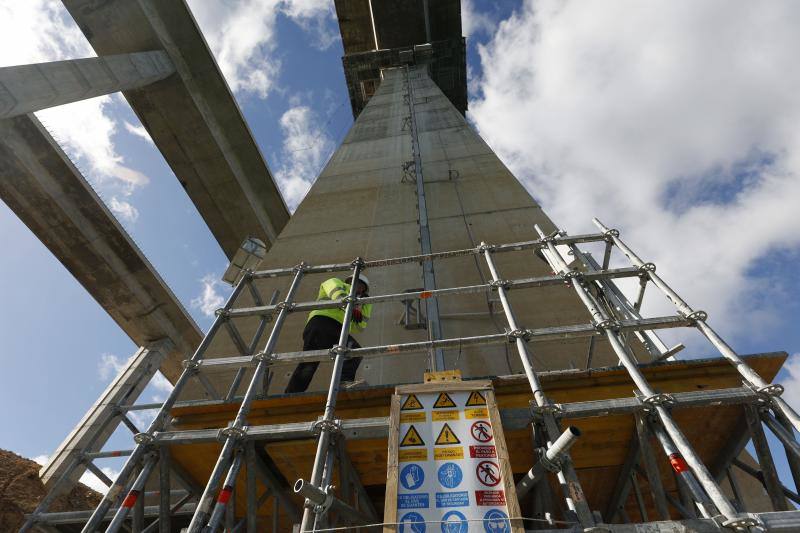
xmin=2 ymin=0 xmax=800 ymax=499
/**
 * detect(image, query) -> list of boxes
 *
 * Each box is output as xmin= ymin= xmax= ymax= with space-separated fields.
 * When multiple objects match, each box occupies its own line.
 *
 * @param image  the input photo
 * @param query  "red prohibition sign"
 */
xmin=470 ymin=421 xmax=493 ymax=443
xmin=476 ymin=460 xmax=501 ymax=487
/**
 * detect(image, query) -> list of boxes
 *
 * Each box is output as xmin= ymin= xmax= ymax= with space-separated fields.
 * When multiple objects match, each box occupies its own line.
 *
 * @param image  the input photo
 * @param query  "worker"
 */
xmin=285 ymin=273 xmax=372 ymax=393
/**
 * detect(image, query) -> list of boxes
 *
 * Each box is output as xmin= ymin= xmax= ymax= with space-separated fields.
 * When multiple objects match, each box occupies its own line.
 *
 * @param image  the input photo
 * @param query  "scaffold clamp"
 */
xmin=530 ymin=401 xmax=563 ymax=419
xmin=745 ymin=380 xmax=784 ymax=401
xmin=214 ymin=308 xmax=229 ymax=319
xmin=684 ymin=310 xmax=708 ymax=322
xmin=218 ymin=425 xmax=248 ymax=441
xmin=603 ymin=228 xmax=620 ymax=239
xmin=638 ymin=262 xmax=656 ymax=273
xmin=721 ymin=514 xmax=763 ymax=530
xmin=276 ymin=301 xmax=296 ymax=312
xmin=642 ymin=393 xmax=677 ymax=409
xmin=312 ymin=418 xmax=342 ymax=436
xmin=536 ymin=446 xmax=563 ymax=473
xmin=489 ymin=279 xmax=510 ymax=290
xmin=133 ymin=432 xmax=154 ymax=445
xmin=329 ymin=345 xmax=350 ymax=359
xmin=507 ymin=328 xmax=531 ymax=342
xmin=595 ymin=318 xmax=619 ymax=331
xmin=252 ymin=351 xmax=275 ymax=364
xmin=181 ymin=359 xmax=201 ymax=373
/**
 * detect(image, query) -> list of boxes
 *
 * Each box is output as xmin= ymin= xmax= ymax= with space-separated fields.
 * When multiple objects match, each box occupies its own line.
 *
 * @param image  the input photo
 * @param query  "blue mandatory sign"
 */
xmin=483 ymin=509 xmax=510 ymax=532
xmin=401 ymin=463 xmax=426 ymax=490
xmin=437 ymin=462 xmax=463 ymax=489
xmin=441 ymin=510 xmax=469 ymax=533
xmin=399 ymin=511 xmax=426 ymax=533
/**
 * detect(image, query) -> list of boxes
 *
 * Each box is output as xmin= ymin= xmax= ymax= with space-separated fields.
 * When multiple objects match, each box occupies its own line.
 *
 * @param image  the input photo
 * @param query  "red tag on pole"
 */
xmin=669 ymin=453 xmax=689 ymax=473
xmin=122 ymin=490 xmax=140 ymax=508
xmin=217 ymin=485 xmax=233 ymax=504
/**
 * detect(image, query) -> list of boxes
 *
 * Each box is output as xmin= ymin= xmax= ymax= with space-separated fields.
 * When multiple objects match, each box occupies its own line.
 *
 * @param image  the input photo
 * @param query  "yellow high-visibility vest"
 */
xmin=308 ymin=278 xmax=372 ymax=334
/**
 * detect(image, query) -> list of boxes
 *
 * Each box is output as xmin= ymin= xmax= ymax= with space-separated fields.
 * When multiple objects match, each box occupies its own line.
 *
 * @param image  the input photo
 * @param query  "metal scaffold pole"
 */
xmin=481 ymin=241 xmax=596 ymax=528
xmin=535 ymin=224 xmax=755 ymax=529
xmin=592 ymin=217 xmax=800 ymax=432
xmin=296 ymin=260 xmax=366 ymax=531
xmin=185 ymin=264 xmax=306 ymax=532
xmin=78 ymin=276 xmax=251 ymax=533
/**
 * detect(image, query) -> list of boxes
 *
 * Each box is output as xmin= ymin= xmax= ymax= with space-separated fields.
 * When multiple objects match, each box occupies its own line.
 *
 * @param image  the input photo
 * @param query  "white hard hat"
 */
xmin=346 ymin=273 xmax=370 ymax=291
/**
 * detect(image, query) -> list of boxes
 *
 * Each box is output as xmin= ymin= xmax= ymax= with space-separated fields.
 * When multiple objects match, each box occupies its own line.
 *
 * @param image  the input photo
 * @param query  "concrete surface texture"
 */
xmin=62 ymin=0 xmax=289 ymax=259
xmin=0 ymin=51 xmax=174 ymax=119
xmin=189 ymin=65 xmax=637 ymax=399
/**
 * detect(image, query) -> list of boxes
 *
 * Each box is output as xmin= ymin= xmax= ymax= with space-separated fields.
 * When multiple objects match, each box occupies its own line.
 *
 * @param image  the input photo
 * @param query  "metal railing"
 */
xmin=23 ymin=220 xmax=800 ymax=532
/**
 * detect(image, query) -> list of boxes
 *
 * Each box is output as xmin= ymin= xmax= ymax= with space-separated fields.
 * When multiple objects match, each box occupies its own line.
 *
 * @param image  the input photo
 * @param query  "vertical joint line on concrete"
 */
xmin=404 ymin=66 xmax=444 ymax=372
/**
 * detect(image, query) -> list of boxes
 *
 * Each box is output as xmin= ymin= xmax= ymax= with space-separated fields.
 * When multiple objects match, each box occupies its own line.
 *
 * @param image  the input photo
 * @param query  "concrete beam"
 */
xmin=0 ymin=113 xmax=201 ymax=382
xmin=62 ymin=0 xmax=290 ymax=259
xmin=0 ymin=51 xmax=174 ymax=119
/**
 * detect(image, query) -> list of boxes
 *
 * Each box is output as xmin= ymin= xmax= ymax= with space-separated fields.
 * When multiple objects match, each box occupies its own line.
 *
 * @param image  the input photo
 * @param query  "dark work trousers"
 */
xmin=285 ymin=315 xmax=362 ymax=393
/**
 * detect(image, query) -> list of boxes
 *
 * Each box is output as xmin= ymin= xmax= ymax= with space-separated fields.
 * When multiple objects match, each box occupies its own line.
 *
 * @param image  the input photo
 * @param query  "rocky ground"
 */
xmin=0 ymin=449 xmax=100 ymax=531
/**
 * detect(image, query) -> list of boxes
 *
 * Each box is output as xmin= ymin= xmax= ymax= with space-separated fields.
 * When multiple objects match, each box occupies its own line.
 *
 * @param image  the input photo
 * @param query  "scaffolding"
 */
xmin=22 ymin=220 xmax=800 ymax=532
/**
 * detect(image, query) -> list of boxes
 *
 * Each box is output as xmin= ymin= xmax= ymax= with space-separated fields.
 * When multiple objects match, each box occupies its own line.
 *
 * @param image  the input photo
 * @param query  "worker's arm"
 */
xmin=320 ymin=278 xmax=348 ymax=300
xmin=351 ymin=303 xmax=372 ymax=332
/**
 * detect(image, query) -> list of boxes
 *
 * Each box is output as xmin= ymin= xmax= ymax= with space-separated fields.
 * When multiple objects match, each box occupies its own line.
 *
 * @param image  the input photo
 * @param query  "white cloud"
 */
xmin=187 ymin=0 xmax=336 ymax=98
xmin=108 ymin=197 xmax=139 ymax=223
xmin=191 ymin=274 xmax=226 ymax=317
xmin=274 ymin=105 xmax=335 ymax=209
xmin=469 ymin=0 xmax=800 ymax=347
xmin=97 ymin=353 xmax=126 ymax=382
xmin=33 ymin=454 xmax=119 ymax=495
xmin=0 ymin=1 xmax=149 ymax=222
xmin=462 ymin=0 xmax=495 ymax=38
xmin=124 ymin=121 xmax=154 ymax=145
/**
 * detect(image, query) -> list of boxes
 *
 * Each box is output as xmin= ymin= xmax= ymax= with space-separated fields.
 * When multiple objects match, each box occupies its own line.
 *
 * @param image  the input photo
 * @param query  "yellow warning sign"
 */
xmin=400 ymin=411 xmax=426 ymax=423
xmin=400 ymin=425 xmax=425 ymax=447
xmin=401 ymin=394 xmax=424 ymax=410
xmin=433 ymin=392 xmax=456 ymax=409
xmin=435 ymin=423 xmax=461 ymax=445
xmin=432 ymin=410 xmax=460 ymax=421
xmin=465 ymin=390 xmax=487 ymax=406
xmin=465 ymin=407 xmax=488 ymax=419
xmin=434 ymin=446 xmax=464 ymax=460
xmin=399 ymin=448 xmax=428 ymax=462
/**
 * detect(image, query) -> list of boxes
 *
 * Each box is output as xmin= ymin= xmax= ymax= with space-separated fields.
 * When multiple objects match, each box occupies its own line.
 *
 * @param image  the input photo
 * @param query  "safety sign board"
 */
xmin=389 ymin=386 xmax=520 ymax=532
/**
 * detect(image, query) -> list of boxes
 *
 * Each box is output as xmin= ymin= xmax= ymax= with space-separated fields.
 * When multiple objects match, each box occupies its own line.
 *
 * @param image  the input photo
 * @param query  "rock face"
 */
xmin=0 ymin=449 xmax=100 ymax=531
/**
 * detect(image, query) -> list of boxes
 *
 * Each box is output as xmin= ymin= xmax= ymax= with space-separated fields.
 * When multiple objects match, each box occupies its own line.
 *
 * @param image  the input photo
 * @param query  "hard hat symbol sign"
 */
xmin=470 ymin=421 xmax=493 ymax=443
xmin=476 ymin=460 xmax=501 ymax=487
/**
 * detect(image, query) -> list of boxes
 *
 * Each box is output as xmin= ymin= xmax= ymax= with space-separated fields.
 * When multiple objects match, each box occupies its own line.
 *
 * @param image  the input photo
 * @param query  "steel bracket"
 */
xmin=530 ymin=401 xmax=563 ymax=419
xmin=218 ymin=425 xmax=248 ymax=441
xmin=638 ymin=262 xmax=656 ymax=274
xmin=133 ymin=432 xmax=154 ymax=445
xmin=181 ymin=359 xmax=200 ymax=373
xmin=721 ymin=514 xmax=763 ymax=530
xmin=683 ymin=310 xmax=708 ymax=322
xmin=595 ymin=318 xmax=620 ymax=331
xmin=642 ymin=393 xmax=676 ymax=410
xmin=329 ymin=345 xmax=350 ymax=360
xmin=536 ymin=446 xmax=563 ymax=473
xmin=489 ymin=279 xmax=511 ymax=290
xmin=507 ymin=328 xmax=531 ymax=342
xmin=276 ymin=301 xmax=296 ymax=312
xmin=312 ymin=419 xmax=342 ymax=436
xmin=744 ymin=380 xmax=784 ymax=402
xmin=252 ymin=351 xmax=275 ymax=364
